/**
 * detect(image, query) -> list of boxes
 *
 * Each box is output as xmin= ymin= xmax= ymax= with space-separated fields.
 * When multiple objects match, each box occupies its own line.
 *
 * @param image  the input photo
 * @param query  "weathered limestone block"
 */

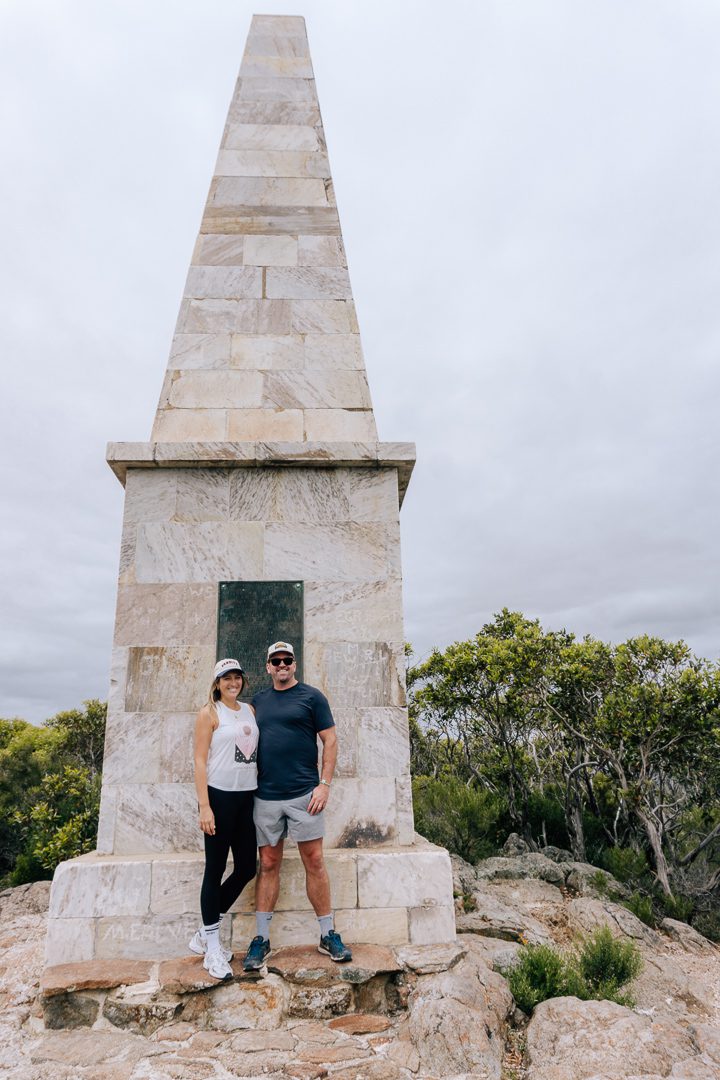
xmin=211 ymin=176 xmax=329 ymax=208
xmin=192 ymin=236 xmax=245 ymax=266
xmin=96 ymin=914 xmax=200 ymax=960
xmin=357 ymin=849 xmax=454 ymax=910
xmin=324 ymin=778 xmax=409 ymax=848
xmin=49 ymin=858 xmax=151 ymax=919
xmin=290 ymin=299 xmax=358 ymax=334
xmin=235 ymin=77 xmax=319 ymax=105
xmin=176 ymin=297 xmax=292 ymax=335
xmin=224 ymin=124 xmax=321 ymax=152
xmin=134 ymin=522 xmax=264 ymax=582
xmin=230 ymin=332 xmax=305 ymax=367
xmin=263 ymin=370 xmax=371 ymax=409
xmin=124 ymin=646 xmax=215 ymax=711
xmin=265 ymin=525 xmax=396 ymax=582
xmin=304 ymin=409 xmax=378 ymax=442
xmin=305 ymin=581 xmax=404 ymax=642
xmin=152 ymin=408 xmax=228 ymax=441
xmin=408 ymin=905 xmax=457 ymax=945
xmin=114 ymin=583 xmax=217 ymax=646
xmin=231 ymin=851 xmax=358 ymax=913
xmin=303 ymin=334 xmax=363 ymax=368
xmin=298 ymin=235 xmax=346 ymax=266
xmin=114 ymin=783 xmax=200 ymax=853
xmin=355 ymin=708 xmax=410 ymax=778
xmin=227 ymin=408 xmax=305 ymax=440
xmin=266 ymin=268 xmax=352 ymax=300
xmin=123 ymin=469 xmax=179 ymax=522
xmin=101 ymin=714 xmax=163 ymax=785
xmin=44 ymin=918 xmax=96 ymax=966
xmin=166 ymin=369 xmax=264 ymax=409
xmin=304 ymin=640 xmax=405 ymax=707
xmin=184 ymin=266 xmax=263 ymax=299
xmin=216 ymin=149 xmax=330 ymax=178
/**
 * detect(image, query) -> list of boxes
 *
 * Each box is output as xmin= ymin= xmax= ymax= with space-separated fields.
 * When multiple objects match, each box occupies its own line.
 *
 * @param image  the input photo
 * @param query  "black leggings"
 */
xmin=200 ymin=787 xmax=257 ymax=926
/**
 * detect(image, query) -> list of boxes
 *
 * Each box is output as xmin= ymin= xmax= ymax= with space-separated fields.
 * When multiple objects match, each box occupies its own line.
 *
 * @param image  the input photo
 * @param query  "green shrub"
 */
xmin=412 ymin=776 xmax=505 ymax=863
xmin=692 ymin=911 xmax=720 ymax=944
xmin=505 ymin=944 xmax=577 ymax=1015
xmin=624 ymin=891 xmax=657 ymax=927
xmin=505 ymin=929 xmax=643 ymax=1014
xmin=575 ymin=927 xmax=642 ymax=1006
xmin=661 ymin=894 xmax=694 ymax=923
xmin=601 ymin=846 xmax=649 ymax=884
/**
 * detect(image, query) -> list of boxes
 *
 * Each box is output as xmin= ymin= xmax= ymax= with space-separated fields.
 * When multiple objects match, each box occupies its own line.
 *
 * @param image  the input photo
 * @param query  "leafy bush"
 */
xmin=601 ymin=845 xmax=649 ymax=884
xmin=693 ymin=910 xmax=720 ymax=944
xmin=624 ymin=891 xmax=657 ymax=927
xmin=412 ymin=776 xmax=505 ymax=863
xmin=505 ymin=944 xmax=580 ymax=1014
xmin=661 ymin=894 xmax=694 ymax=923
xmin=506 ymin=928 xmax=643 ymax=1014
xmin=575 ymin=927 xmax=642 ymax=1006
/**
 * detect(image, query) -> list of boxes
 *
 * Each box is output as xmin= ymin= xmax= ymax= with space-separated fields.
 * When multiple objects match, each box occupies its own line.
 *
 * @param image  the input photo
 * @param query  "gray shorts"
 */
xmin=253 ymin=790 xmax=325 ymax=847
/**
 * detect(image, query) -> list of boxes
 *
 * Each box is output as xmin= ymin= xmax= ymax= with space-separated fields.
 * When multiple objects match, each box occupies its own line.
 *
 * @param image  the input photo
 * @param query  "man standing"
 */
xmin=243 ymin=641 xmax=352 ymax=969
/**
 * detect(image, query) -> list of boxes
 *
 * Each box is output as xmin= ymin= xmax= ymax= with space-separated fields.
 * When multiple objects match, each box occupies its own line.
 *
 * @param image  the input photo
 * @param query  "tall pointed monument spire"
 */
xmin=152 ymin=14 xmax=376 ymax=445
xmin=46 ymin=16 xmax=454 ymax=971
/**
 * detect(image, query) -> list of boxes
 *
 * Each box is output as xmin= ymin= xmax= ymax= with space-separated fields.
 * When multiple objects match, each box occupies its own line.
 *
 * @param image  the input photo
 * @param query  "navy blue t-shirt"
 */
xmin=251 ymin=682 xmax=335 ymax=800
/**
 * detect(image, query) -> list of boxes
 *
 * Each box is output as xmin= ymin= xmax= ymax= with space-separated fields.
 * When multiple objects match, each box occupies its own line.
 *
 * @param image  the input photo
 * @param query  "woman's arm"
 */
xmin=194 ymin=705 xmax=216 ymax=835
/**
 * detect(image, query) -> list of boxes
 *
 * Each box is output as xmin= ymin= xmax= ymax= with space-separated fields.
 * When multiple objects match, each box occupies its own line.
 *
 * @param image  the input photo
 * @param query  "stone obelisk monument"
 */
xmin=46 ymin=14 xmax=454 ymax=965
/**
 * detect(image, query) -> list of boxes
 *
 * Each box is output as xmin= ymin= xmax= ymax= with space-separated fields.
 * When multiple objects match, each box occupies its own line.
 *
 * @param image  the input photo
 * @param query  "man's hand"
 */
xmin=307 ymin=784 xmax=329 ymax=815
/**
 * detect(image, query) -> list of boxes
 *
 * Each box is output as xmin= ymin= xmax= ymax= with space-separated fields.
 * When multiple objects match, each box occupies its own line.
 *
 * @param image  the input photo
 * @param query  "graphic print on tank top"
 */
xmin=235 ymin=718 xmax=258 ymax=764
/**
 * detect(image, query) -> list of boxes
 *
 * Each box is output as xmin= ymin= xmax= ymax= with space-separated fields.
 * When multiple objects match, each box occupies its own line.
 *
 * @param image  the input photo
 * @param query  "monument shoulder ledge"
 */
xmin=106 ymin=441 xmax=416 ymax=502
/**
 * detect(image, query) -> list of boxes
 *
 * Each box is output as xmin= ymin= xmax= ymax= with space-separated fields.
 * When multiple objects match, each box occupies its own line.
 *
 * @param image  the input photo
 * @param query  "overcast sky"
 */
xmin=1 ymin=0 xmax=719 ymax=723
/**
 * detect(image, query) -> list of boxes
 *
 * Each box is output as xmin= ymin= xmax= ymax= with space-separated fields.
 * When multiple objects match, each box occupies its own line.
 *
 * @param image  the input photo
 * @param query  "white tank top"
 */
xmin=206 ymin=700 xmax=259 ymax=792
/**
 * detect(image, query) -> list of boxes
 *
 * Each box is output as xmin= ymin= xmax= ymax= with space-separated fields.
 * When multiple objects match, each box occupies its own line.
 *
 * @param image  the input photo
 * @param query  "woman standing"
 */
xmin=190 ymin=657 xmax=258 ymax=980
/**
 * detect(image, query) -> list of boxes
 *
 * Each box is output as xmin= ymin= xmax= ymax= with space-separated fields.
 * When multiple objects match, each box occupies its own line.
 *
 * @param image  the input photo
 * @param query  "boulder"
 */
xmin=564 ymin=862 xmax=630 ymax=900
xmin=475 ymin=853 xmax=566 ymax=887
xmin=457 ymin=880 xmax=556 ymax=945
xmin=41 ymin=960 xmax=153 ymax=997
xmin=395 ymin=941 xmax=466 ymax=974
xmin=526 ymin=996 xmax=699 ymax=1079
xmin=501 ymin=833 xmax=531 ymax=856
xmin=567 ymin=896 xmax=662 ymax=947
xmin=661 ymin=918 xmax=720 ymax=957
xmin=540 ymin=845 xmax=574 ymax=863
xmin=0 ymin=881 xmax=51 ymax=918
xmin=406 ymin=936 xmax=513 ymax=1077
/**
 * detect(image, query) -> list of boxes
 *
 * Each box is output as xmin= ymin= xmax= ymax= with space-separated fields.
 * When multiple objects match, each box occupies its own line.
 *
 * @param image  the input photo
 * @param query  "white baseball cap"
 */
xmin=214 ymin=658 xmax=244 ymax=680
xmin=267 ymin=641 xmax=295 ymax=660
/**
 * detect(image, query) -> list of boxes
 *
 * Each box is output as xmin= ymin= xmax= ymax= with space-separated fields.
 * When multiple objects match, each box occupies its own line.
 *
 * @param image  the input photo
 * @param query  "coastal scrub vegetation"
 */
xmin=410 ymin=610 xmax=720 ymax=941
xmin=0 ymin=700 xmax=106 ymax=886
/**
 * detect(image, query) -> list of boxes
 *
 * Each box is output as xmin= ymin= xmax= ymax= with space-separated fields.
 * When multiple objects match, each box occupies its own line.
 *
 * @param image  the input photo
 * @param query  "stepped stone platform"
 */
xmin=39 ymin=942 xmax=466 ymax=1034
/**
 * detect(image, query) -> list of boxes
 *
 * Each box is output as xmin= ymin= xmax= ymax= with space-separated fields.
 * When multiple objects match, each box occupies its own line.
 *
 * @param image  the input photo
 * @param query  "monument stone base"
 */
xmin=45 ymin=841 xmax=456 ymax=966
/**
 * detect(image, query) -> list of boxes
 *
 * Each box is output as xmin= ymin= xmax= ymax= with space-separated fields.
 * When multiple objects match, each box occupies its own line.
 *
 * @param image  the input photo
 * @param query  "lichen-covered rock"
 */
xmin=526 ymin=996 xmax=699 ymax=1079
xmin=475 ymin=853 xmax=566 ymax=887
xmin=457 ymin=880 xmax=556 ymax=945
xmin=567 ymin=896 xmax=662 ymax=947
xmin=501 ymin=833 xmax=531 ymax=857
xmin=0 ymin=880 xmax=51 ymax=918
xmin=395 ymin=941 xmax=466 ymax=974
xmin=539 ymin=845 xmax=574 ymax=863
xmin=564 ymin=861 xmax=630 ymax=900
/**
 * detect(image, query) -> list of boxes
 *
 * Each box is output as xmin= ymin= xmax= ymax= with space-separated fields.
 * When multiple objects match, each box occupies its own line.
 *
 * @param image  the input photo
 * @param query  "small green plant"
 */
xmin=662 ymin=894 xmax=694 ymax=923
xmin=504 ymin=944 xmax=577 ymax=1014
xmin=505 ymin=928 xmax=643 ymax=1014
xmin=624 ymin=891 xmax=657 ymax=927
xmin=462 ymin=892 xmax=477 ymax=913
xmin=590 ymin=870 xmax=610 ymax=896
xmin=575 ymin=926 xmax=642 ymax=1006
xmin=601 ymin=845 xmax=648 ymax=884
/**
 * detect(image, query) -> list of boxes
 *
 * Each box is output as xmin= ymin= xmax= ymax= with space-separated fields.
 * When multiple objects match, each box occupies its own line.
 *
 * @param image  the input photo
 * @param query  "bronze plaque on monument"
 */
xmin=217 ymin=581 xmax=304 ymax=698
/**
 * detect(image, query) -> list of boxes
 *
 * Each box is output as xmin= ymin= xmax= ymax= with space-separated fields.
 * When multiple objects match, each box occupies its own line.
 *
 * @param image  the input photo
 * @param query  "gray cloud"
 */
xmin=1 ymin=0 xmax=718 ymax=721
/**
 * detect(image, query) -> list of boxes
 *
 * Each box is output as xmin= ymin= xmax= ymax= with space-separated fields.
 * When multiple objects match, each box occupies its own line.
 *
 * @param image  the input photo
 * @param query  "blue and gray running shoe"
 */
xmin=318 ymin=929 xmax=353 ymax=962
xmin=242 ymin=935 xmax=271 ymax=971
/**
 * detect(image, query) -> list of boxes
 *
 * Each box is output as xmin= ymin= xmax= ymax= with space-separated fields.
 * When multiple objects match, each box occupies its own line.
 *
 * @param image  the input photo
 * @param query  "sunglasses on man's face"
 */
xmin=269 ymin=656 xmax=294 ymax=667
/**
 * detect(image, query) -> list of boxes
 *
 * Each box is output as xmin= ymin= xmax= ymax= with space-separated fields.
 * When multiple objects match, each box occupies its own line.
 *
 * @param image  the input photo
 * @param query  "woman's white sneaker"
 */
xmin=189 ymin=929 xmax=233 ymax=963
xmin=203 ymin=947 xmax=233 ymax=981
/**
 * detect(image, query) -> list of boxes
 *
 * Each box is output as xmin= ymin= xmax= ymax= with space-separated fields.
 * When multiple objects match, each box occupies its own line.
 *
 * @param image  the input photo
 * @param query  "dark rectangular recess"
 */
xmin=217 ymin=581 xmax=303 ymax=699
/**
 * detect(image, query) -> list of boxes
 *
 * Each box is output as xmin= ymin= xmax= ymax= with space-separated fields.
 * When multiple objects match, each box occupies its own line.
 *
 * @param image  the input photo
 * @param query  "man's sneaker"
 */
xmin=188 ymin=928 xmax=233 ymax=963
xmin=318 ymin=930 xmax=353 ymax=962
xmin=203 ymin=947 xmax=233 ymax=981
xmin=242 ymin=935 xmax=271 ymax=971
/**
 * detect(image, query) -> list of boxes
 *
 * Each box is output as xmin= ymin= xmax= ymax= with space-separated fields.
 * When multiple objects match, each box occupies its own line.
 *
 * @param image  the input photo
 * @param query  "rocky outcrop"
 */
xmin=1 ymin=852 xmax=718 ymax=1078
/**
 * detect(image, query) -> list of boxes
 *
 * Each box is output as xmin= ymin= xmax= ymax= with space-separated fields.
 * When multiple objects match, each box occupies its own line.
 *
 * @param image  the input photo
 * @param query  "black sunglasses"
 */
xmin=269 ymin=656 xmax=294 ymax=667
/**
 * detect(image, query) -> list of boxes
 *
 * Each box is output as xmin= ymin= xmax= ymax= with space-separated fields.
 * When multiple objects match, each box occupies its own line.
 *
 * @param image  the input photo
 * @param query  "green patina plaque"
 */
xmin=217 ymin=581 xmax=304 ymax=699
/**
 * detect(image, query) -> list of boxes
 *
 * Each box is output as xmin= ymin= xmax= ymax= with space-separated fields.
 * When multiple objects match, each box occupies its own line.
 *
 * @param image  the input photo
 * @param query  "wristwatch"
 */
xmin=319 ymin=779 xmax=331 ymax=787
